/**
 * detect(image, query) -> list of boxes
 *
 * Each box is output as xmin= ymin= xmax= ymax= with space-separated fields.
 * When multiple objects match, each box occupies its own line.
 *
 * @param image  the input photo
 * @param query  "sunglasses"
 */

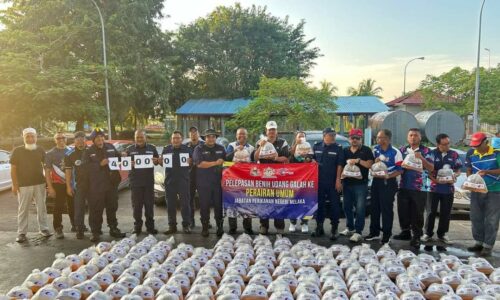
xmin=56 ymin=137 xmax=66 ymax=140
xmin=350 ymin=136 xmax=361 ymax=140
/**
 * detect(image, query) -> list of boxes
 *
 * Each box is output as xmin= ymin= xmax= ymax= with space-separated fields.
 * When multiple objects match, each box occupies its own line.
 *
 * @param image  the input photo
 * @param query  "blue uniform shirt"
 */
xmin=162 ymin=144 xmax=192 ymax=185
xmin=399 ymin=145 xmax=433 ymax=192
xmin=313 ymin=141 xmax=344 ymax=185
xmin=465 ymin=146 xmax=500 ymax=192
xmin=193 ymin=143 xmax=226 ymax=187
xmin=126 ymin=143 xmax=159 ymax=187
xmin=430 ymin=149 xmax=463 ymax=194
xmin=372 ymin=144 xmax=403 ymax=175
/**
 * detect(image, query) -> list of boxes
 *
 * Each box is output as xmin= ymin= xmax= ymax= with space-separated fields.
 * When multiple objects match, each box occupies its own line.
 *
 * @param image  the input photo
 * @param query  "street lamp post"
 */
xmin=403 ymin=57 xmax=425 ymax=95
xmin=90 ymin=0 xmax=112 ymax=140
xmin=484 ymin=48 xmax=491 ymax=70
xmin=473 ymin=0 xmax=486 ymax=133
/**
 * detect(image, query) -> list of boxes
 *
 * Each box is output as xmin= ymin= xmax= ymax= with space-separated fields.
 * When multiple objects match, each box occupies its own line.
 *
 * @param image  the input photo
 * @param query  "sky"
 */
xmin=160 ymin=0 xmax=500 ymax=101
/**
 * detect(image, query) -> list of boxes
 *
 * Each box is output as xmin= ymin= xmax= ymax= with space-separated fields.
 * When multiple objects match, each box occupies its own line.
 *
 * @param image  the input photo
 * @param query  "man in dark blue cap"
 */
xmin=312 ymin=127 xmax=344 ymax=240
xmin=83 ymin=128 xmax=126 ymax=242
xmin=193 ymin=128 xmax=226 ymax=237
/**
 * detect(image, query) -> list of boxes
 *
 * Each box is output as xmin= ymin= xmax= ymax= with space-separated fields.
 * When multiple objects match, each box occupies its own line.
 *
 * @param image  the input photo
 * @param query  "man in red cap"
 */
xmin=340 ymin=128 xmax=374 ymax=243
xmin=465 ymin=132 xmax=500 ymax=257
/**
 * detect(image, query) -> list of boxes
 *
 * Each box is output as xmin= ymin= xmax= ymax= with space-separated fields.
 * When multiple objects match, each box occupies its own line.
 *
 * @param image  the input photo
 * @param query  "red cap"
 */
xmin=470 ymin=132 xmax=487 ymax=147
xmin=349 ymin=128 xmax=363 ymax=137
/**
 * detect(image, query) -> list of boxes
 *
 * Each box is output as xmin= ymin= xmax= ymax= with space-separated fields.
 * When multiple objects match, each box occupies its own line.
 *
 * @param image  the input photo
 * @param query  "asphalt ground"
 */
xmin=0 ymin=188 xmax=498 ymax=294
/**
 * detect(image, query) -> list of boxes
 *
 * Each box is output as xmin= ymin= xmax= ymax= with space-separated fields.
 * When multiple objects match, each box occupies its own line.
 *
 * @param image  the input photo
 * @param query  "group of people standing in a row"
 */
xmin=9 ymin=122 xmax=500 ymax=256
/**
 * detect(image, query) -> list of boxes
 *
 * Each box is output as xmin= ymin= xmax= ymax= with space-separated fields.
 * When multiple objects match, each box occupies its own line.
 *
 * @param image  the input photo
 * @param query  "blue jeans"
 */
xmin=343 ymin=183 xmax=368 ymax=234
xmin=470 ymin=191 xmax=500 ymax=248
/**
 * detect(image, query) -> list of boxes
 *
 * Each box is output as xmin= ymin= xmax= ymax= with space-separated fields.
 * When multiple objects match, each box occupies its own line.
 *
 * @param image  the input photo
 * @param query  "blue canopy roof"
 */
xmin=333 ymin=96 xmax=389 ymax=114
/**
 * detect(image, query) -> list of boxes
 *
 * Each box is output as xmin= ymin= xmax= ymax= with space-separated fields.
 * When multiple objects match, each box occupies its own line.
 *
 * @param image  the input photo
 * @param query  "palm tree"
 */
xmin=319 ymin=79 xmax=338 ymax=96
xmin=347 ymin=78 xmax=383 ymax=97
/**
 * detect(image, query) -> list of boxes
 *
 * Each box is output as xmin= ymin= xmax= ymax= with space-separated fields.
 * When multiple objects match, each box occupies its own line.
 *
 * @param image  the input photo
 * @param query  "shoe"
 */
xmin=164 ymin=227 xmax=178 ymax=235
xmin=436 ymin=246 xmax=447 ymax=252
xmin=201 ymin=226 xmax=209 ymax=237
xmin=109 ymin=227 xmax=126 ymax=238
xmin=393 ymin=231 xmax=412 ymax=241
xmin=467 ymin=244 xmax=484 ymax=252
xmin=311 ymin=225 xmax=324 ymax=237
xmin=276 ymin=228 xmax=285 ymax=236
xmin=55 ymin=228 xmax=64 ymax=239
xmin=301 ymin=223 xmax=309 ymax=233
xmin=438 ymin=235 xmax=453 ymax=245
xmin=259 ymin=226 xmax=268 ymax=235
xmin=365 ymin=233 xmax=380 ymax=241
xmin=190 ymin=223 xmax=195 ymax=230
xmin=90 ymin=233 xmax=100 ymax=243
xmin=424 ymin=245 xmax=434 ymax=252
xmin=244 ymin=228 xmax=254 ymax=235
xmin=350 ymin=233 xmax=363 ymax=243
xmin=76 ymin=231 xmax=84 ymax=240
xmin=340 ymin=229 xmax=355 ymax=236
xmin=420 ymin=234 xmax=432 ymax=242
xmin=147 ymin=228 xmax=158 ymax=235
xmin=70 ymin=226 xmax=77 ymax=233
xmin=132 ymin=228 xmax=142 ymax=235
xmin=410 ymin=238 xmax=421 ymax=249
xmin=381 ymin=236 xmax=391 ymax=245
xmin=329 ymin=226 xmax=339 ymax=241
xmin=16 ymin=234 xmax=27 ymax=243
xmin=39 ymin=230 xmax=52 ymax=237
xmin=288 ymin=223 xmax=296 ymax=233
xmin=216 ymin=225 xmax=224 ymax=237
xmin=229 ymin=228 xmax=237 ymax=234
xmin=183 ymin=227 xmax=191 ymax=234
xmin=479 ymin=247 xmax=492 ymax=257
xmin=208 ymin=224 xmax=213 ymax=229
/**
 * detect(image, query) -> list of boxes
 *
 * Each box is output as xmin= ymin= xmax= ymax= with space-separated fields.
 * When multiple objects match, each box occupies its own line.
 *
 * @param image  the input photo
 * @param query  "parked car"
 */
xmin=0 ymin=150 xmax=12 ymax=192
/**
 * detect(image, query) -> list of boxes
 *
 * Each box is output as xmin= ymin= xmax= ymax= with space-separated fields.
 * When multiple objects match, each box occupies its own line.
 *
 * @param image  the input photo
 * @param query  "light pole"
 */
xmin=473 ymin=0 xmax=486 ymax=133
xmin=91 ymin=0 xmax=112 ymax=140
xmin=484 ymin=48 xmax=491 ymax=70
xmin=403 ymin=57 xmax=425 ymax=95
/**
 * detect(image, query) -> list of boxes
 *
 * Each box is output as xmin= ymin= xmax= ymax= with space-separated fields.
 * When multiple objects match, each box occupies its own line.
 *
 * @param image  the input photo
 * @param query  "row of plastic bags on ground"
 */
xmin=3 ymin=232 xmax=500 ymax=300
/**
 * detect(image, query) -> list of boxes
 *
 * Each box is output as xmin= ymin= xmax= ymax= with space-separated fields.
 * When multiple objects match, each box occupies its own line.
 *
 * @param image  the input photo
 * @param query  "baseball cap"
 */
xmin=74 ymin=131 xmax=86 ymax=139
xmin=22 ymin=127 xmax=37 ymax=137
xmin=189 ymin=126 xmax=198 ymax=132
xmin=204 ymin=128 xmax=217 ymax=137
xmin=470 ymin=132 xmax=487 ymax=147
xmin=266 ymin=121 xmax=278 ymax=130
xmin=90 ymin=128 xmax=106 ymax=141
xmin=349 ymin=128 xmax=363 ymax=137
xmin=323 ymin=127 xmax=336 ymax=135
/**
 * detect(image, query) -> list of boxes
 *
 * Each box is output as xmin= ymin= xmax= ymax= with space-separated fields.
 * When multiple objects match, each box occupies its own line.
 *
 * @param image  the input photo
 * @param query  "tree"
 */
xmin=347 ymin=78 xmax=383 ymax=97
xmin=319 ymin=80 xmax=338 ymax=96
xmin=169 ymin=4 xmax=321 ymax=109
xmin=419 ymin=65 xmax=500 ymax=125
xmin=226 ymin=77 xmax=337 ymax=137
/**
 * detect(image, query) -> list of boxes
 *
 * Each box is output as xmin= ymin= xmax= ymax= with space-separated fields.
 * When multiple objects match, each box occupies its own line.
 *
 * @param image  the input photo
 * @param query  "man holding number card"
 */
xmin=83 ymin=128 xmax=126 ymax=242
xmin=162 ymin=130 xmax=193 ymax=234
xmin=193 ymin=128 xmax=226 ymax=237
xmin=185 ymin=126 xmax=205 ymax=229
xmin=124 ymin=129 xmax=159 ymax=235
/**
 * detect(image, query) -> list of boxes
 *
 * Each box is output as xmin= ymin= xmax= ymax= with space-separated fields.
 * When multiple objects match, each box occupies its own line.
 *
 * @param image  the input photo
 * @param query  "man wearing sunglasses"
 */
xmin=465 ymin=132 xmax=500 ymax=257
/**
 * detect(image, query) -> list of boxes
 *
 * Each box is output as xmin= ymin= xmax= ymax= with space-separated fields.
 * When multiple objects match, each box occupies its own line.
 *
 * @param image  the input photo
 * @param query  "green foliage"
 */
xmin=226 ymin=77 xmax=336 ymax=137
xmin=169 ymin=4 xmax=321 ymax=109
xmin=347 ymin=78 xmax=383 ymax=97
xmin=419 ymin=65 xmax=500 ymax=125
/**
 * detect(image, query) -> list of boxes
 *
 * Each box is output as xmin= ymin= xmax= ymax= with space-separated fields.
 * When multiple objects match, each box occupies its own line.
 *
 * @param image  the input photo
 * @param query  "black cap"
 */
xmin=74 ymin=131 xmax=86 ymax=139
xmin=204 ymin=128 xmax=217 ymax=137
xmin=189 ymin=126 xmax=198 ymax=132
xmin=323 ymin=127 xmax=336 ymax=135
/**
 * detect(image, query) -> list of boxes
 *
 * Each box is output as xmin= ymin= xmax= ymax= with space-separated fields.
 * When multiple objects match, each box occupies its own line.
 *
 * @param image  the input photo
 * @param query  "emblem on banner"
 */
xmin=250 ymin=166 xmax=261 ymax=177
xmin=263 ymin=167 xmax=276 ymax=178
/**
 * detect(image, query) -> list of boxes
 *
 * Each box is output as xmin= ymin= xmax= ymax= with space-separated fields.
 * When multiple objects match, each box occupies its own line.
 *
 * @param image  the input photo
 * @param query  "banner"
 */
xmin=222 ymin=163 xmax=318 ymax=219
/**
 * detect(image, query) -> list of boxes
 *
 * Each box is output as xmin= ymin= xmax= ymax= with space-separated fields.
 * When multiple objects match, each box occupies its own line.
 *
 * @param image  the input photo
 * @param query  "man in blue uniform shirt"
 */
xmin=184 ymin=126 xmax=205 ymax=229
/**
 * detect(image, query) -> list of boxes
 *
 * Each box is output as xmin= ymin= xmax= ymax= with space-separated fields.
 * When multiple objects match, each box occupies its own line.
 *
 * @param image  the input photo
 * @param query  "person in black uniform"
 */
xmin=252 ymin=121 xmax=290 ymax=235
xmin=64 ymin=131 xmax=89 ymax=239
xmin=124 ymin=129 xmax=159 ymax=235
xmin=162 ymin=130 xmax=193 ymax=234
xmin=193 ymin=128 xmax=226 ymax=237
xmin=184 ymin=126 xmax=205 ymax=229
xmin=83 ymin=129 xmax=126 ymax=242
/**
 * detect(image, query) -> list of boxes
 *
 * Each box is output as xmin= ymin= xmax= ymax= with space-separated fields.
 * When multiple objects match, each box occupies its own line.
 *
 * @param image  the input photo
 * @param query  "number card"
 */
xmin=163 ymin=154 xmax=173 ymax=169
xmin=134 ymin=154 xmax=154 ymax=169
xmin=180 ymin=153 xmax=190 ymax=167
xmin=108 ymin=157 xmax=120 ymax=170
xmin=121 ymin=156 xmax=132 ymax=171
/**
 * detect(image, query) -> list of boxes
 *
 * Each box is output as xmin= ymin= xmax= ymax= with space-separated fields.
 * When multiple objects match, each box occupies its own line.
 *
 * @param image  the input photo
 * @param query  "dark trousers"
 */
xmin=131 ymin=185 xmax=155 ymax=231
xmin=397 ymin=189 xmax=427 ymax=239
xmin=189 ymin=171 xmax=197 ymax=224
xmin=260 ymin=218 xmax=285 ymax=230
xmin=166 ymin=180 xmax=191 ymax=228
xmin=316 ymin=182 xmax=341 ymax=226
xmin=229 ymin=217 xmax=252 ymax=230
xmin=88 ymin=187 xmax=119 ymax=234
xmin=370 ymin=178 xmax=397 ymax=237
xmin=425 ymin=192 xmax=453 ymax=238
xmin=198 ymin=184 xmax=222 ymax=226
xmin=53 ymin=183 xmax=74 ymax=230
xmin=73 ymin=186 xmax=87 ymax=231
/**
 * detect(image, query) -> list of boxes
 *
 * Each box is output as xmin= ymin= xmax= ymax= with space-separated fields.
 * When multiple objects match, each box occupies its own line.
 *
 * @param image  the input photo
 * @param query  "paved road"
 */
xmin=0 ymin=188 xmax=498 ymax=294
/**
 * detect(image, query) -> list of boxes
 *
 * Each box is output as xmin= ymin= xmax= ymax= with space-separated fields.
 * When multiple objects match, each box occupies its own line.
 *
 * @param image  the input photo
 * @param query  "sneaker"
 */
xmin=330 ymin=229 xmax=339 ymax=241
xmin=467 ymin=244 xmax=484 ymax=252
xmin=424 ymin=245 xmax=434 ymax=252
xmin=183 ymin=227 xmax=191 ymax=234
xmin=437 ymin=235 xmax=453 ymax=245
xmin=393 ymin=231 xmax=412 ymax=241
xmin=39 ymin=230 xmax=52 ymax=237
xmin=381 ymin=236 xmax=391 ymax=245
xmin=420 ymin=234 xmax=432 ymax=242
xmin=365 ymin=233 xmax=380 ymax=241
xmin=340 ymin=229 xmax=355 ymax=236
xmin=301 ymin=223 xmax=309 ymax=233
xmin=109 ymin=227 xmax=126 ymax=238
xmin=16 ymin=234 xmax=27 ymax=243
xmin=55 ymin=229 xmax=64 ymax=239
xmin=147 ymin=228 xmax=158 ymax=235
xmin=164 ymin=227 xmax=178 ymax=235
xmin=288 ymin=223 xmax=296 ymax=233
xmin=479 ymin=247 xmax=492 ymax=257
xmin=259 ymin=226 xmax=268 ymax=235
xmin=350 ymin=233 xmax=363 ymax=243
